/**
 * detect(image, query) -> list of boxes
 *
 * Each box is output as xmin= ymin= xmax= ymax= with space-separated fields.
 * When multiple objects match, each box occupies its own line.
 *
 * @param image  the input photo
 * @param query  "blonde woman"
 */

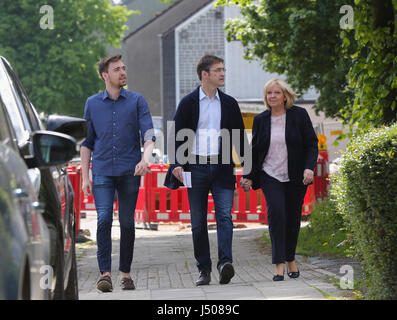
xmin=241 ymin=79 xmax=318 ymax=281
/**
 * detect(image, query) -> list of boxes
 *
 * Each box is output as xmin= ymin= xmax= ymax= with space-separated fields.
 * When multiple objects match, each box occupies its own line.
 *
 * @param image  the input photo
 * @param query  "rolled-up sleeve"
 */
xmin=80 ymin=99 xmax=96 ymax=150
xmin=137 ymin=95 xmax=156 ymax=145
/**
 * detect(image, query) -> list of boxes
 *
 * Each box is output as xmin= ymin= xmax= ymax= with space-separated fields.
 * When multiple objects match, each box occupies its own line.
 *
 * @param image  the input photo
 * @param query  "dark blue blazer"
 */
xmin=164 ymin=86 xmax=248 ymax=190
xmin=244 ymin=105 xmax=318 ymax=189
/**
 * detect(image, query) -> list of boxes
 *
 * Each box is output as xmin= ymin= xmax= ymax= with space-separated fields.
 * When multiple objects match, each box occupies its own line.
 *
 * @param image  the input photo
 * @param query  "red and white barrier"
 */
xmin=69 ymin=158 xmax=324 ymax=226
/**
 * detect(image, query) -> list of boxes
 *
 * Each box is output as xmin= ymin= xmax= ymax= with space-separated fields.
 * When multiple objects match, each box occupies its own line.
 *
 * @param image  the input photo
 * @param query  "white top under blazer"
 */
xmin=262 ymin=114 xmax=289 ymax=182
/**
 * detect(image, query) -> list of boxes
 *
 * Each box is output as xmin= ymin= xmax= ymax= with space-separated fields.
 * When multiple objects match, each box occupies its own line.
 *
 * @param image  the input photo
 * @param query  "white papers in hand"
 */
xmin=182 ymin=171 xmax=192 ymax=188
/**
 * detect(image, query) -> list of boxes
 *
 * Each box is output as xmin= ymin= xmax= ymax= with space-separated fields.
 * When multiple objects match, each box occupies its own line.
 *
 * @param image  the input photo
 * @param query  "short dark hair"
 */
xmin=97 ymin=54 xmax=122 ymax=80
xmin=196 ymin=54 xmax=224 ymax=81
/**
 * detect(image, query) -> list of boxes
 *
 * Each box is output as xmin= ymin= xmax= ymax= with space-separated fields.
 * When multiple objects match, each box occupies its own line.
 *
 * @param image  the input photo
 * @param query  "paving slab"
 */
xmin=77 ymin=213 xmax=347 ymax=301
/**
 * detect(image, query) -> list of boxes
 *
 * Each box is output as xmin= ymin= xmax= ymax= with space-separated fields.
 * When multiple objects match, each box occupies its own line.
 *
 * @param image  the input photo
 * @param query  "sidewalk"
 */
xmin=77 ymin=212 xmax=345 ymax=300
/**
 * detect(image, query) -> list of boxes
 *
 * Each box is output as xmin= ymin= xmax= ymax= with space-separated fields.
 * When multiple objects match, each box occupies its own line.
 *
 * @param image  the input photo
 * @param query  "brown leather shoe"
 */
xmin=120 ymin=277 xmax=135 ymax=290
xmin=97 ymin=275 xmax=113 ymax=292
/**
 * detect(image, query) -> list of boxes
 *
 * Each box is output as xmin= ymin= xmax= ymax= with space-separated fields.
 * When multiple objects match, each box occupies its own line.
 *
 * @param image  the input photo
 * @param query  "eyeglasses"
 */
xmin=209 ymin=68 xmax=226 ymax=73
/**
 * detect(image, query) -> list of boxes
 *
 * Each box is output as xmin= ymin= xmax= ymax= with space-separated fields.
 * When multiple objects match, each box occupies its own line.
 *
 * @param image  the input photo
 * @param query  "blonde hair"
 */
xmin=263 ymin=78 xmax=297 ymax=110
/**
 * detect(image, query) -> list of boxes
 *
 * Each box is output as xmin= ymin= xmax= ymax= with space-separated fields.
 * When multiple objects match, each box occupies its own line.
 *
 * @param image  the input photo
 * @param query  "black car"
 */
xmin=0 ymin=90 xmax=77 ymax=299
xmin=0 ymin=56 xmax=86 ymax=299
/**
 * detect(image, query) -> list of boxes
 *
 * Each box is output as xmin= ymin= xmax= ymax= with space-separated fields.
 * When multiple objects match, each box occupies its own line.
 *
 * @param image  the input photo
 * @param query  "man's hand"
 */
xmin=80 ymin=146 xmax=92 ymax=197
xmin=134 ymin=159 xmax=151 ymax=176
xmin=172 ymin=166 xmax=184 ymax=183
xmin=303 ymin=169 xmax=314 ymax=185
xmin=240 ymin=178 xmax=252 ymax=192
xmin=82 ymin=176 xmax=92 ymax=197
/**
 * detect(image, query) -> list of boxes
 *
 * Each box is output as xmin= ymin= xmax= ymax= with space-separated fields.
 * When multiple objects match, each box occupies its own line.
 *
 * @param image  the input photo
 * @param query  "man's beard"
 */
xmin=110 ymin=78 xmax=126 ymax=89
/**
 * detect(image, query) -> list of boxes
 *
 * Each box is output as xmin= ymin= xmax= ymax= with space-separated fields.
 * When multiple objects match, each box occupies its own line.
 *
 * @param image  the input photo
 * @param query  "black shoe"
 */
xmin=219 ymin=262 xmax=235 ymax=284
xmin=272 ymin=274 xmax=284 ymax=281
xmin=196 ymin=271 xmax=211 ymax=286
xmin=287 ymin=270 xmax=300 ymax=279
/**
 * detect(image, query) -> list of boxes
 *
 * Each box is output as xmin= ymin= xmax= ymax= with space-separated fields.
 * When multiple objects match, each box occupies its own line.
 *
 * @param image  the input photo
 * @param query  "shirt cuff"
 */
xmin=80 ymin=139 xmax=93 ymax=150
xmin=143 ymin=128 xmax=156 ymax=144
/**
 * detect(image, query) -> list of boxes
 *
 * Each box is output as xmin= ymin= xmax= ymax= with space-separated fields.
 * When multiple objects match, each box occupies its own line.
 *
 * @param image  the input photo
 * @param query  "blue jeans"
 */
xmin=92 ymin=174 xmax=141 ymax=273
xmin=187 ymin=164 xmax=234 ymax=272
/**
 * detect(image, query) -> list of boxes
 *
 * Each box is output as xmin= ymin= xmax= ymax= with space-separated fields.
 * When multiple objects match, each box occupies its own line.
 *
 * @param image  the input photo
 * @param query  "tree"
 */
xmin=0 ymin=0 xmax=136 ymax=117
xmin=343 ymin=0 xmax=397 ymax=127
xmin=215 ymin=0 xmax=397 ymax=129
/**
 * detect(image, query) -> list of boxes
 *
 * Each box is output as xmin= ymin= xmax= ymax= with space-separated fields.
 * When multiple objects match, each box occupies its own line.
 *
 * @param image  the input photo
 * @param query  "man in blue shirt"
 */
xmin=80 ymin=54 xmax=155 ymax=292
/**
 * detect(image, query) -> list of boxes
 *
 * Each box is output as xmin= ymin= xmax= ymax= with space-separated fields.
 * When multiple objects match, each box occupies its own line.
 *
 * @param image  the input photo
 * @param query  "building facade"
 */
xmin=124 ymin=0 xmax=347 ymax=161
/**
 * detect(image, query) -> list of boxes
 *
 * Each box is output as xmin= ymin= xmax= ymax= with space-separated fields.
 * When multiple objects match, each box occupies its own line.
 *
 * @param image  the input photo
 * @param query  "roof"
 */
xmin=123 ymin=0 xmax=213 ymax=42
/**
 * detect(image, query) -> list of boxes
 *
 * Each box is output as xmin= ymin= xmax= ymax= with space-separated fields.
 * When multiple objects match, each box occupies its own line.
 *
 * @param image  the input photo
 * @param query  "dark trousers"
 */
xmin=92 ymin=174 xmax=141 ymax=273
xmin=260 ymin=171 xmax=307 ymax=264
xmin=187 ymin=164 xmax=234 ymax=272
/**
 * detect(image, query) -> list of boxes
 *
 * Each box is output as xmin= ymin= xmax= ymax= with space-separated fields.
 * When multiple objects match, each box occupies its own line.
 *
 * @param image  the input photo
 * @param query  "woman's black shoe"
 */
xmin=272 ymin=274 xmax=284 ymax=281
xmin=287 ymin=270 xmax=300 ymax=279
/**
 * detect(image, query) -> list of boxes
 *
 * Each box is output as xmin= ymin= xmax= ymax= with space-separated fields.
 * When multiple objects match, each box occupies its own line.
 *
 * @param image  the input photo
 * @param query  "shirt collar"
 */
xmin=102 ymin=87 xmax=127 ymax=100
xmin=199 ymin=86 xmax=219 ymax=101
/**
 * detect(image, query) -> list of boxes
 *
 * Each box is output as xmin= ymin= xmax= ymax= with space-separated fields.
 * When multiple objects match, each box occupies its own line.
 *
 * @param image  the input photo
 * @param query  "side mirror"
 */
xmin=47 ymin=115 xmax=87 ymax=143
xmin=25 ymin=131 xmax=77 ymax=168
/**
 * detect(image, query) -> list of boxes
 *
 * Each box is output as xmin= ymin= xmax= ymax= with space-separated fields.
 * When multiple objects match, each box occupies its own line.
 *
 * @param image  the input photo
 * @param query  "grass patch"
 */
xmin=76 ymin=240 xmax=97 ymax=249
xmin=76 ymin=240 xmax=97 ymax=259
xmin=296 ymin=198 xmax=353 ymax=258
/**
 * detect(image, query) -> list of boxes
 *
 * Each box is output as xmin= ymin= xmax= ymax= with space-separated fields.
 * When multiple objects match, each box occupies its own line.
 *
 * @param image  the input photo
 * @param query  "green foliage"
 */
xmin=0 ymin=0 xmax=135 ymax=117
xmin=216 ymin=0 xmax=397 ymax=129
xmin=297 ymin=198 xmax=351 ymax=258
xmin=332 ymin=124 xmax=397 ymax=299
xmin=341 ymin=0 xmax=397 ymax=129
xmin=215 ymin=0 xmax=355 ymax=120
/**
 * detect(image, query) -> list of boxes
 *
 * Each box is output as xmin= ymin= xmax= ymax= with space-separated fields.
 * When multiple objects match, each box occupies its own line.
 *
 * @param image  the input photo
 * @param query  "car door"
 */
xmin=0 ymin=57 xmax=76 ymax=299
xmin=0 ymin=95 xmax=50 ymax=300
xmin=3 ymin=59 xmax=73 ymax=248
xmin=6 ymin=61 xmax=74 ymax=267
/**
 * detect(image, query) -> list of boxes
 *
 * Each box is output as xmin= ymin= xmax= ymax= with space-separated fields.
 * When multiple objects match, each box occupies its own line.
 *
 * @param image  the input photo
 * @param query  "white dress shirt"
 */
xmin=192 ymin=87 xmax=222 ymax=156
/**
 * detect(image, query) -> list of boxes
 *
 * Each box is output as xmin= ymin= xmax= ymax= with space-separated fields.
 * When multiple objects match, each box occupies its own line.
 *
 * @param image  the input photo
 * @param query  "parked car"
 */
xmin=0 ymin=56 xmax=86 ymax=299
xmin=0 ymin=91 xmax=77 ymax=299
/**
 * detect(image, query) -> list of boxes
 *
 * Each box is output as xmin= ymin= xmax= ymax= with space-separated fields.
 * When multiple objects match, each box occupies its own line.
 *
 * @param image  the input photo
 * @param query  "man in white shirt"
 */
xmin=166 ymin=55 xmax=248 ymax=286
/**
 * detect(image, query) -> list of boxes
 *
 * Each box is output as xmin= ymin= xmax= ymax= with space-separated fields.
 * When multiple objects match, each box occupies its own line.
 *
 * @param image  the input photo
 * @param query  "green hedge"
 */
xmin=332 ymin=124 xmax=397 ymax=299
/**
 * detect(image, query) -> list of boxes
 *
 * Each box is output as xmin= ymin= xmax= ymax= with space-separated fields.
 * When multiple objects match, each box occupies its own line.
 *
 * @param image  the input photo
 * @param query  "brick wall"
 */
xmin=176 ymin=6 xmax=225 ymax=100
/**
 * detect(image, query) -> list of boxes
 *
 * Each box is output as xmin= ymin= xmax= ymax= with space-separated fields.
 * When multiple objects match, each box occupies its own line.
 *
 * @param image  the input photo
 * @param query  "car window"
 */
xmin=3 ymin=61 xmax=42 ymax=131
xmin=0 ymin=61 xmax=31 ymax=146
xmin=0 ymin=95 xmax=18 ymax=152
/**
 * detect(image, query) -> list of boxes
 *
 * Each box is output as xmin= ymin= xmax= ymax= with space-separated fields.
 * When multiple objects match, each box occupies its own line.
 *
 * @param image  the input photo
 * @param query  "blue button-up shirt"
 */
xmin=81 ymin=88 xmax=155 ymax=176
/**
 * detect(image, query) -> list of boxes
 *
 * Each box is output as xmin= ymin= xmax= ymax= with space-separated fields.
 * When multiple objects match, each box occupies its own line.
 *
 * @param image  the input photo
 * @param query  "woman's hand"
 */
xmin=303 ymin=169 xmax=314 ymax=185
